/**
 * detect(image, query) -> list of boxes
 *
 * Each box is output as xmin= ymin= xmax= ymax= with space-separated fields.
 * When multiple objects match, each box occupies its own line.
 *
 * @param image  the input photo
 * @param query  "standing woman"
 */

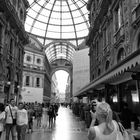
xmin=41 ymin=104 xmax=49 ymax=130
xmin=48 ymin=105 xmax=53 ymax=129
xmin=88 ymin=102 xmax=118 ymax=140
xmin=0 ymin=103 xmax=5 ymax=139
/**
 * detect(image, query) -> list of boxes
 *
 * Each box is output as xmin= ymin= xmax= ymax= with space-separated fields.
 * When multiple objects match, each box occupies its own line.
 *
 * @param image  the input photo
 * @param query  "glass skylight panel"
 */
xmin=81 ymin=6 xmax=88 ymax=14
xmin=43 ymin=2 xmax=53 ymax=11
xmin=25 ymin=24 xmax=31 ymax=32
xmin=76 ymin=0 xmax=84 ymax=7
xmin=48 ymin=25 xmax=60 ymax=33
xmin=62 ymin=32 xmax=76 ymax=39
xmin=37 ymin=38 xmax=44 ymax=44
xmin=76 ymin=29 xmax=88 ymax=38
xmin=38 ymin=0 xmax=46 ymax=6
xmin=51 ymin=12 xmax=61 ymax=20
xmin=61 ymin=6 xmax=69 ymax=12
xmin=72 ymin=10 xmax=81 ymax=18
xmin=32 ymin=3 xmax=41 ymax=12
xmin=62 ymin=26 xmax=75 ymax=33
xmin=28 ymin=9 xmax=37 ymax=19
xmin=32 ymin=27 xmax=46 ymax=36
xmin=28 ymin=0 xmax=34 ymax=5
xmin=40 ymin=8 xmax=50 ymax=17
xmin=68 ymin=4 xmax=77 ymax=11
xmin=27 ymin=0 xmax=89 ymax=62
xmin=37 ymin=14 xmax=49 ymax=23
xmin=73 ymin=17 xmax=86 ymax=24
xmin=46 ymin=32 xmax=60 ymax=39
xmin=34 ymin=21 xmax=46 ymax=31
xmin=49 ymin=18 xmax=60 ymax=26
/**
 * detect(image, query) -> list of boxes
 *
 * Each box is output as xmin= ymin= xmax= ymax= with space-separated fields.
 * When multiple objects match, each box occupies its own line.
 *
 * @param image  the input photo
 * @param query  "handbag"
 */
xmin=9 ymin=105 xmax=17 ymax=125
xmin=116 ymin=121 xmax=129 ymax=140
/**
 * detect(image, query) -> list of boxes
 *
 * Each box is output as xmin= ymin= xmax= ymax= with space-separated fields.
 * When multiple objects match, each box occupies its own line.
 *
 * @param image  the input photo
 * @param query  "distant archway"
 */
xmin=51 ymin=70 xmax=71 ymax=103
xmin=50 ymin=59 xmax=73 ymax=103
xmin=117 ymin=48 xmax=126 ymax=63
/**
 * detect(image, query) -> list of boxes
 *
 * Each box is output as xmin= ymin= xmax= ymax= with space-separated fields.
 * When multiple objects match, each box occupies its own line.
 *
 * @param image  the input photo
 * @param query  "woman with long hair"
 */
xmin=88 ymin=102 xmax=118 ymax=140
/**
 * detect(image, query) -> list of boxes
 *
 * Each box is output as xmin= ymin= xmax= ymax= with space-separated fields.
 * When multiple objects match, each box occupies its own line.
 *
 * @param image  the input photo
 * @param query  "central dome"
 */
xmin=25 ymin=0 xmax=89 ymax=46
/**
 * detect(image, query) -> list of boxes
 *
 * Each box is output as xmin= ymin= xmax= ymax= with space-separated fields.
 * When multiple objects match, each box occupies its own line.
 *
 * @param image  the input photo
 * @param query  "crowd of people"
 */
xmin=0 ymin=99 xmax=59 ymax=140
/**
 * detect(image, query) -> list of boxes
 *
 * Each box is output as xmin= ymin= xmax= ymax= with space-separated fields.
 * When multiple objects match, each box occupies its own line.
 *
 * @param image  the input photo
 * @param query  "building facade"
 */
xmin=51 ymin=73 xmax=59 ymax=103
xmin=73 ymin=48 xmax=90 ymax=97
xmin=0 ymin=0 xmax=29 ymax=103
xmin=65 ymin=75 xmax=71 ymax=103
xmin=76 ymin=0 xmax=140 ymax=114
xmin=21 ymin=35 xmax=51 ymax=103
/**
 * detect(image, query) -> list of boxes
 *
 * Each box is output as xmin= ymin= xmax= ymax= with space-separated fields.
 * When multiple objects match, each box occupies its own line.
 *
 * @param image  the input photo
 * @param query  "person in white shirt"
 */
xmin=5 ymin=99 xmax=18 ymax=140
xmin=16 ymin=102 xmax=28 ymax=140
xmin=88 ymin=102 xmax=118 ymax=140
xmin=0 ymin=103 xmax=5 ymax=139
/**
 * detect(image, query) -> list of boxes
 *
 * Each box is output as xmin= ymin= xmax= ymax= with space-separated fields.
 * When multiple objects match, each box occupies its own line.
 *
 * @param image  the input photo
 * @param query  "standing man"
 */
xmin=16 ymin=102 xmax=28 ymax=140
xmin=5 ymin=99 xmax=18 ymax=140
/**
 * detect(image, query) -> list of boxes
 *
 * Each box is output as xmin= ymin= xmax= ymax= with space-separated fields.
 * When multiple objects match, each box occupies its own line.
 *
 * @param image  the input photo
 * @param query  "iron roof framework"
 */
xmin=26 ymin=0 xmax=89 ymax=63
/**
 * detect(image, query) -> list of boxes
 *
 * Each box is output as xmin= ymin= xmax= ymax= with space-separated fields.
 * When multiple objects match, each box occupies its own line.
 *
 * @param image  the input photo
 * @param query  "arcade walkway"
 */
xmin=2 ymin=107 xmax=88 ymax=140
xmin=27 ymin=107 xmax=88 ymax=140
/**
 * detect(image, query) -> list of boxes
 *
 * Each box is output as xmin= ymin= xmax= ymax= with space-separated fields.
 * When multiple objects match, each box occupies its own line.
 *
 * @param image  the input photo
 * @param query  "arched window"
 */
xmin=20 ymin=9 xmax=24 ymax=20
xmin=105 ymin=60 xmax=110 ymax=71
xmin=98 ymin=68 xmax=101 ymax=76
xmin=117 ymin=48 xmax=125 ymax=63
xmin=92 ymin=74 xmax=94 ymax=80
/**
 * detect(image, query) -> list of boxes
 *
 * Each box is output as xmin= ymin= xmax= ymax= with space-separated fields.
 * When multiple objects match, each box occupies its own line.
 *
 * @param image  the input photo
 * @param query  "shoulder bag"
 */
xmin=9 ymin=105 xmax=16 ymax=125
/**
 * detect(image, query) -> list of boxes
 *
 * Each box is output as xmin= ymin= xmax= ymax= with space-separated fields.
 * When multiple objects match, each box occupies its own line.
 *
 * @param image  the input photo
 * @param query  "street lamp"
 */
xmin=7 ymin=81 xmax=11 ymax=85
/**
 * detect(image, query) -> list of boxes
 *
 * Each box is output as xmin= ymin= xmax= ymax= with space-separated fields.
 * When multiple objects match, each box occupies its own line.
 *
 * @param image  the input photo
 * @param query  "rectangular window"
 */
xmin=25 ymin=76 xmax=30 ymax=86
xmin=96 ymin=40 xmax=99 ymax=57
xmin=36 ymin=77 xmax=40 ymax=87
xmin=115 ymin=4 xmax=123 ymax=32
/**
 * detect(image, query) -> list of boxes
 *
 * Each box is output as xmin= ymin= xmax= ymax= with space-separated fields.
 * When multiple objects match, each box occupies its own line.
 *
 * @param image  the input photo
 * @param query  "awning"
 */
xmin=75 ymin=49 xmax=140 ymax=97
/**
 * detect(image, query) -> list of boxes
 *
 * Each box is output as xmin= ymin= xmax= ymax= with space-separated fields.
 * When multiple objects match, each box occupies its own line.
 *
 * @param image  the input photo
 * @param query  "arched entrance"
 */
xmin=50 ymin=59 xmax=73 ymax=103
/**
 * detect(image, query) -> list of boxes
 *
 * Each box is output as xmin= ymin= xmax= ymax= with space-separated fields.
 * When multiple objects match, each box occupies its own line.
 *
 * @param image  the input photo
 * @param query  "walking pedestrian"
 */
xmin=5 ymin=99 xmax=18 ymax=140
xmin=41 ymin=104 xmax=49 ymax=130
xmin=0 ymin=103 xmax=5 ymax=139
xmin=16 ymin=102 xmax=28 ymax=140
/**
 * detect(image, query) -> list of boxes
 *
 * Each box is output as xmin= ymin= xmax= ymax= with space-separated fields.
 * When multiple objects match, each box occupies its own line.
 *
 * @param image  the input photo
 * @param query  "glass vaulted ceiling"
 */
xmin=25 ymin=0 xmax=89 ymax=63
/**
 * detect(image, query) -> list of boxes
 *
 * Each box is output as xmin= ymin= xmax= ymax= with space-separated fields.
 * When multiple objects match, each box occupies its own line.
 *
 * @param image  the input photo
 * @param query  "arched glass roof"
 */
xmin=25 ymin=0 xmax=89 ymax=63
xmin=45 ymin=41 xmax=75 ymax=63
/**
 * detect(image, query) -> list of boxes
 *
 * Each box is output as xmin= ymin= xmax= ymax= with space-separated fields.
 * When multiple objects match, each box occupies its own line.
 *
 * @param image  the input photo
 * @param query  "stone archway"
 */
xmin=50 ymin=59 xmax=73 ymax=103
